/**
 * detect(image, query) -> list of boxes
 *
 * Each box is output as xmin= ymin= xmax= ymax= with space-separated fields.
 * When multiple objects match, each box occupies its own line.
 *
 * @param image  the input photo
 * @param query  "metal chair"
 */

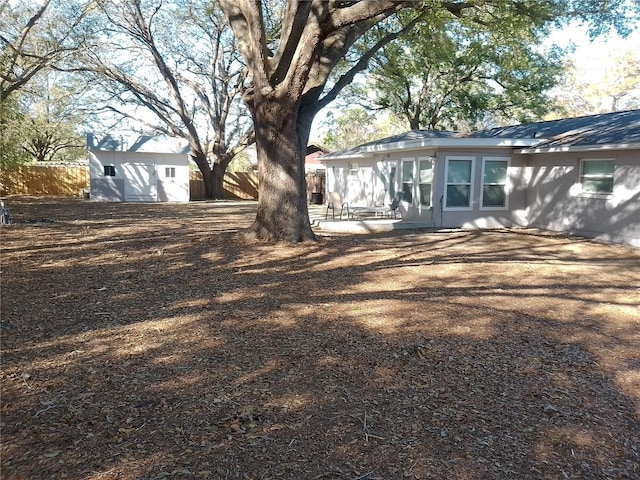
xmin=350 ymin=192 xmax=404 ymax=219
xmin=325 ymin=192 xmax=350 ymax=220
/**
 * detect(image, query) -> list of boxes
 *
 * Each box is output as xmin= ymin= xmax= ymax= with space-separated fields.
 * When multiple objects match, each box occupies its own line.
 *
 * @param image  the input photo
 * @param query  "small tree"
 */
xmin=0 ymin=94 xmax=30 ymax=169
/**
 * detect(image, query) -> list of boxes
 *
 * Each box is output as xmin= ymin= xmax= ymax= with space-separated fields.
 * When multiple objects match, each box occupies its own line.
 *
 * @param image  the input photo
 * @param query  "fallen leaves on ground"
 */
xmin=1 ymin=197 xmax=639 ymax=480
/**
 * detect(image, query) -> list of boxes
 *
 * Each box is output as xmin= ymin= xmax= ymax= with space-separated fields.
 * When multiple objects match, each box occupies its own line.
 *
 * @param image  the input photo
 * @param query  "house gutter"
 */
xmin=321 ymin=137 xmax=542 ymax=161
xmin=517 ymin=142 xmax=640 ymax=154
xmin=321 ymin=152 xmax=375 ymax=160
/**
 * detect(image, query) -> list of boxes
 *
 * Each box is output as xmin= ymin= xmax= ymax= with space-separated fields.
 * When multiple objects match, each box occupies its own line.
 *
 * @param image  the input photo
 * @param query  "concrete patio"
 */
xmin=307 ymin=204 xmax=433 ymax=233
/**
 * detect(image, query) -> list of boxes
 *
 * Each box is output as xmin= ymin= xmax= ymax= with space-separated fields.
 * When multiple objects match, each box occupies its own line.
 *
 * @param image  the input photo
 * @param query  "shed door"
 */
xmin=123 ymin=163 xmax=157 ymax=201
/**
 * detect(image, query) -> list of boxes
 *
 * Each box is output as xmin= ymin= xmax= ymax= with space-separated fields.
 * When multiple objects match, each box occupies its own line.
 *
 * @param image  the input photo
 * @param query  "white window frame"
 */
xmin=480 ymin=157 xmax=510 ymax=211
xmin=388 ymin=163 xmax=397 ymax=200
xmin=444 ymin=156 xmax=475 ymax=211
xmin=348 ymin=163 xmax=359 ymax=176
xmin=165 ymin=167 xmax=176 ymax=178
xmin=401 ymin=158 xmax=414 ymax=205
xmin=418 ymin=157 xmax=433 ymax=207
xmin=103 ymin=165 xmax=116 ymax=177
xmin=579 ymin=159 xmax=614 ymax=196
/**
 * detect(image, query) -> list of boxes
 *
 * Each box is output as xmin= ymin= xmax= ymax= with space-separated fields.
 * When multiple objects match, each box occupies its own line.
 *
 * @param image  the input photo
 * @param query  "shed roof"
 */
xmin=87 ymin=133 xmax=191 ymax=154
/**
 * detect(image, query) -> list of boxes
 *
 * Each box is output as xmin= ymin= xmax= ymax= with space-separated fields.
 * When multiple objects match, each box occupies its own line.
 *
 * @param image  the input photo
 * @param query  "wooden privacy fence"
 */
xmin=0 ymin=165 xmax=89 ymax=197
xmin=190 ymin=171 xmax=326 ymax=202
xmin=189 ymin=171 xmax=259 ymax=200
xmin=306 ymin=173 xmax=325 ymax=204
xmin=2 ymin=165 xmax=326 ymax=202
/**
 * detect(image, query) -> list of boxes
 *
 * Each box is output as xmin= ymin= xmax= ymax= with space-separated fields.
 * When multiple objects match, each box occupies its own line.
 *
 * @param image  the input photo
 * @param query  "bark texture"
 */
xmin=219 ymin=0 xmax=409 ymax=241
xmin=250 ymin=94 xmax=316 ymax=241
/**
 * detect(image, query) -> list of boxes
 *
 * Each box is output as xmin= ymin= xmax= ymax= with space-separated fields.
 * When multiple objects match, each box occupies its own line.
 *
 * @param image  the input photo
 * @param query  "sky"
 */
xmin=547 ymin=23 xmax=640 ymax=77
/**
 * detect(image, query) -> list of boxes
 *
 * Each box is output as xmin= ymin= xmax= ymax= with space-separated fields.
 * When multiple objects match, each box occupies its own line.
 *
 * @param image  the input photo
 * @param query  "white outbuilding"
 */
xmin=88 ymin=134 xmax=191 ymax=202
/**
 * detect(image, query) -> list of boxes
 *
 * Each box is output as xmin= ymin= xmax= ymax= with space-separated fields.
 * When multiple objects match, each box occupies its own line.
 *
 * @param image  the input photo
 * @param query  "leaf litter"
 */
xmin=1 ymin=197 xmax=639 ymax=480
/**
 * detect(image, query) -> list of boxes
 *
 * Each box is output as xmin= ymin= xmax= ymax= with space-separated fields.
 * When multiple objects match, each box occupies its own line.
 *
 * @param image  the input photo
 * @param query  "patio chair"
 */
xmin=325 ymin=192 xmax=350 ymax=220
xmin=350 ymin=192 xmax=404 ymax=219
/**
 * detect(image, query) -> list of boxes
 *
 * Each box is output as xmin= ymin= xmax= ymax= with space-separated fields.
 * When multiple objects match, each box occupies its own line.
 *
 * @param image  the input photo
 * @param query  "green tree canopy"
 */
xmin=349 ymin=11 xmax=564 ymax=131
xmin=0 ymin=93 xmax=30 ymax=169
xmin=321 ymin=107 xmax=404 ymax=150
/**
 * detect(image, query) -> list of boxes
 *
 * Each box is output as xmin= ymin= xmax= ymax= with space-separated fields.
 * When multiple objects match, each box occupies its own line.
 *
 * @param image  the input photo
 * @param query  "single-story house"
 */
xmin=320 ymin=109 xmax=640 ymax=247
xmin=88 ymin=134 xmax=191 ymax=202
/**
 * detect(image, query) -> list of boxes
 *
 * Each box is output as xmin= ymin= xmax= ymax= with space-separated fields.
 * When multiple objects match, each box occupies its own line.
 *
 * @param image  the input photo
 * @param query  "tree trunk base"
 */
xmin=248 ymin=213 xmax=317 ymax=243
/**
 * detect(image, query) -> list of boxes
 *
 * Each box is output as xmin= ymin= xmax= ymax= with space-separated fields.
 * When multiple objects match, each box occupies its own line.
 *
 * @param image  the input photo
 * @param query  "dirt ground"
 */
xmin=1 ymin=196 xmax=639 ymax=480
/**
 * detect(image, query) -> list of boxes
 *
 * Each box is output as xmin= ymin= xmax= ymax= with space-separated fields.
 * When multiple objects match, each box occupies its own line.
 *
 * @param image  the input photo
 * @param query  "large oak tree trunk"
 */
xmin=218 ymin=0 xmax=417 ymax=242
xmin=202 ymin=167 xmax=226 ymax=199
xmin=190 ymin=150 xmax=229 ymax=200
xmin=249 ymin=98 xmax=316 ymax=242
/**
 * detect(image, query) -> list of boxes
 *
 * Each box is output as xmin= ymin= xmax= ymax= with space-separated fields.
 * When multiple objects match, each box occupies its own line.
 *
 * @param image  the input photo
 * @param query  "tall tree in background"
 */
xmin=321 ymin=107 xmax=404 ymax=150
xmin=20 ymin=70 xmax=86 ymax=162
xmin=1 ymin=0 xmax=91 ymax=167
xmin=348 ymin=12 xmax=563 ymax=131
xmin=75 ymin=0 xmax=253 ymax=199
xmin=552 ymin=45 xmax=640 ymax=116
xmin=218 ymin=0 xmax=637 ymax=242
xmin=0 ymin=0 xmax=91 ymax=102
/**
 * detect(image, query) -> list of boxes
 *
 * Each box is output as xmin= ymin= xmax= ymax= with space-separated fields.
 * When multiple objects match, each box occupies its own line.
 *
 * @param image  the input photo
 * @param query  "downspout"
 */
xmin=439 ymin=195 xmax=444 ymax=229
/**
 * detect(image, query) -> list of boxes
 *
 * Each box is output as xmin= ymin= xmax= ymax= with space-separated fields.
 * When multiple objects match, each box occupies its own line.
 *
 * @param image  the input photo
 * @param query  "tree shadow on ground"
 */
xmin=1 ymin=198 xmax=639 ymax=480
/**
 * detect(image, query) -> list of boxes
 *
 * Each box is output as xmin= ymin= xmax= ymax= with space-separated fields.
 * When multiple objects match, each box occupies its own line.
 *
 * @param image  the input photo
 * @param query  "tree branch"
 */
xmin=311 ymin=10 xmax=428 ymax=114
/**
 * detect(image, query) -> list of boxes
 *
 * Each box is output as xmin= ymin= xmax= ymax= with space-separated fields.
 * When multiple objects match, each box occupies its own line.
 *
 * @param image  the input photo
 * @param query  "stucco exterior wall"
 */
xmin=324 ymin=148 xmax=527 ymax=227
xmin=524 ymin=150 xmax=640 ymax=247
xmin=89 ymin=150 xmax=190 ymax=202
xmin=323 ymin=146 xmax=639 ymax=246
xmin=431 ymin=150 xmax=528 ymax=229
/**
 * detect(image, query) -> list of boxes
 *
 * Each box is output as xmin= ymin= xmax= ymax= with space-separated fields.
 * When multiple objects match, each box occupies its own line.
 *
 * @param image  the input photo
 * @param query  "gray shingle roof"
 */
xmin=471 ymin=109 xmax=640 ymax=148
xmin=325 ymin=130 xmax=459 ymax=157
xmin=87 ymin=133 xmax=191 ymax=154
xmin=321 ymin=109 xmax=640 ymax=159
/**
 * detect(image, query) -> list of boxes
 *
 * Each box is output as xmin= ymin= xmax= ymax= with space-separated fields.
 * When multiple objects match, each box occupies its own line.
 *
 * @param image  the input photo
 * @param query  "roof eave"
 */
xmin=365 ymin=137 xmax=541 ymax=152
xmin=320 ymin=152 xmax=375 ymax=161
xmin=518 ymin=142 xmax=640 ymax=154
xmin=321 ymin=137 xmax=542 ymax=161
